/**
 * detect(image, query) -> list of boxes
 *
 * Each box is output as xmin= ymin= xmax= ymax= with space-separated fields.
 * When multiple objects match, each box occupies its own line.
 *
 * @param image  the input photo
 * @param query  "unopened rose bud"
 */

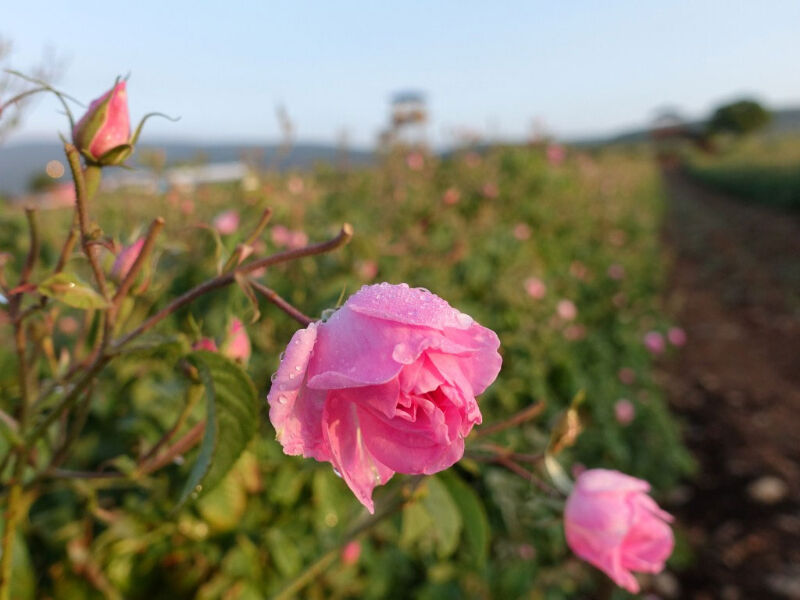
xmin=341 ymin=541 xmax=361 ymax=566
xmin=222 ymin=318 xmax=251 ymax=363
xmin=110 ymin=238 xmax=145 ymax=282
xmin=72 ymin=81 xmax=132 ymax=165
xmin=193 ymin=338 xmax=218 ymax=352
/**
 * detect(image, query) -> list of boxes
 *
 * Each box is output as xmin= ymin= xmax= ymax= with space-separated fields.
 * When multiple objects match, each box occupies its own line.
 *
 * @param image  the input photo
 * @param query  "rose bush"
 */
xmin=564 ymin=468 xmax=675 ymax=593
xmin=267 ymin=282 xmax=502 ymax=511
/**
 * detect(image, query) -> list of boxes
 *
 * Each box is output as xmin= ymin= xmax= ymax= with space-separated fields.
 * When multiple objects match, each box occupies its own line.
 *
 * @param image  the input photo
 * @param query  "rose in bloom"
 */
xmin=442 ymin=187 xmax=461 ymax=206
xmin=213 ymin=210 xmax=240 ymax=235
xmin=110 ymin=238 xmax=145 ymax=282
xmin=667 ymin=327 xmax=687 ymax=347
xmin=72 ymin=81 xmax=131 ymax=164
xmin=643 ymin=331 xmax=665 ymax=355
xmin=267 ymin=283 xmax=502 ymax=512
xmin=556 ymin=299 xmax=577 ymax=321
xmin=513 ymin=223 xmax=531 ymax=241
xmin=564 ymin=469 xmax=674 ymax=593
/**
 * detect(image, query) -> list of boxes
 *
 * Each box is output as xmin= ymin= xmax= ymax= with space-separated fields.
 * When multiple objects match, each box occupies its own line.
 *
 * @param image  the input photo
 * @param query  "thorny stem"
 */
xmin=249 ymin=279 xmax=314 ymax=326
xmin=20 ymin=209 xmax=39 ymax=285
xmin=273 ymin=475 xmax=425 ymax=600
xmin=113 ymin=223 xmax=352 ymax=349
xmin=472 ymin=401 xmax=546 ymax=439
xmin=64 ymin=143 xmax=108 ymax=298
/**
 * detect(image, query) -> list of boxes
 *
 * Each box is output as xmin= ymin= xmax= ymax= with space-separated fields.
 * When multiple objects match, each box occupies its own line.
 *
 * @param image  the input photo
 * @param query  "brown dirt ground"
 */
xmin=660 ymin=167 xmax=800 ymax=600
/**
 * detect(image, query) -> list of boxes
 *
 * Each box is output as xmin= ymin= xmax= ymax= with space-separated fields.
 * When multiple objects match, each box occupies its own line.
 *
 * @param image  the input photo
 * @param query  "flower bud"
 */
xmin=110 ymin=238 xmax=145 ymax=282
xmin=222 ymin=318 xmax=251 ymax=363
xmin=72 ymin=81 xmax=132 ymax=165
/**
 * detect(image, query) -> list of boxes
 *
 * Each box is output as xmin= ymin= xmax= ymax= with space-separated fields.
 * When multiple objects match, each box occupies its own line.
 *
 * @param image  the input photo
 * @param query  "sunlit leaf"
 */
xmin=38 ymin=273 xmax=109 ymax=310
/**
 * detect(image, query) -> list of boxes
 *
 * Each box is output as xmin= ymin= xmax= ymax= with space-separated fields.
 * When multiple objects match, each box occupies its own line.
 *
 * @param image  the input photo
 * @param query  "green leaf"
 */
xmin=175 ymin=351 xmax=258 ymax=508
xmin=400 ymin=476 xmax=463 ymax=559
xmin=438 ymin=470 xmax=489 ymax=567
xmin=38 ymin=273 xmax=109 ymax=310
xmin=265 ymin=529 xmax=301 ymax=577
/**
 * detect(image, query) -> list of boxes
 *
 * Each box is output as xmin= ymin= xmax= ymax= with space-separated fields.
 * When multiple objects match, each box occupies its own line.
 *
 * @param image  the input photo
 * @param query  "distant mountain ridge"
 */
xmin=0 ymin=142 xmax=374 ymax=195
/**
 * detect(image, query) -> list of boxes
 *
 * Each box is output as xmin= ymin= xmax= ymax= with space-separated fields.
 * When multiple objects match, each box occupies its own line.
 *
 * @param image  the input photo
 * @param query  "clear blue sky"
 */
xmin=4 ymin=1 xmax=800 ymax=148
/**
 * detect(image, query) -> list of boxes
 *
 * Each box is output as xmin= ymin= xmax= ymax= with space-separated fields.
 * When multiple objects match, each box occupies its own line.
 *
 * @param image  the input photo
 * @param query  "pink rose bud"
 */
xmin=643 ymin=331 xmax=665 ymax=355
xmin=442 ymin=187 xmax=461 ymax=205
xmin=213 ymin=210 xmax=240 ymax=235
xmin=614 ymin=399 xmax=635 ymax=425
xmin=341 ymin=541 xmax=361 ymax=566
xmin=556 ymin=299 xmax=577 ymax=321
xmin=482 ymin=182 xmax=499 ymax=199
xmin=267 ymin=283 xmax=502 ymax=513
xmin=565 ymin=469 xmax=674 ymax=593
xmin=223 ymin=318 xmax=251 ymax=363
xmin=110 ymin=238 xmax=145 ymax=282
xmin=667 ymin=327 xmax=687 ymax=347
xmin=271 ymin=225 xmax=291 ymax=248
xmin=618 ymin=367 xmax=636 ymax=385
xmin=72 ymin=81 xmax=131 ymax=165
xmin=193 ymin=338 xmax=219 ymax=352
xmin=357 ymin=260 xmax=379 ymax=280
xmin=524 ymin=277 xmax=547 ymax=300
xmin=513 ymin=223 xmax=531 ymax=240
xmin=607 ymin=263 xmax=625 ymax=280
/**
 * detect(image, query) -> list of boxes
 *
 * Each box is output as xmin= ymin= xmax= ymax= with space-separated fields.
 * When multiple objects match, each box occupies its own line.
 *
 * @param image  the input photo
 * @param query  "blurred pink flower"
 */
xmin=406 ymin=151 xmax=425 ymax=171
xmin=58 ymin=316 xmax=79 ymax=335
xmin=607 ymin=263 xmax=625 ymax=280
xmin=513 ymin=223 xmax=531 ymax=240
xmin=442 ymin=187 xmax=461 ymax=205
xmin=464 ymin=152 xmax=481 ymax=168
xmin=546 ymin=143 xmax=566 ymax=166
xmin=223 ymin=318 xmax=251 ymax=363
xmin=557 ymin=299 xmax=577 ymax=321
xmin=287 ymin=175 xmax=305 ymax=195
xmin=357 ymin=259 xmax=379 ymax=280
xmin=193 ymin=338 xmax=218 ymax=352
xmin=612 ymin=292 xmax=627 ymax=308
xmin=618 ymin=367 xmax=636 ymax=385
xmin=643 ymin=331 xmax=665 ymax=355
xmin=482 ymin=182 xmax=499 ymax=199
xmin=51 ymin=182 xmax=76 ymax=208
xmin=341 ymin=541 xmax=361 ymax=566
xmin=524 ymin=277 xmax=547 ymax=300
xmin=667 ymin=327 xmax=687 ymax=347
xmin=267 ymin=283 xmax=502 ymax=512
xmin=180 ymin=199 xmax=195 ymax=215
xmin=565 ymin=469 xmax=674 ymax=593
xmin=72 ymin=81 xmax=130 ymax=163
xmin=614 ymin=399 xmax=635 ymax=425
xmin=609 ymin=229 xmax=627 ymax=247
xmin=110 ymin=238 xmax=145 ymax=282
xmin=517 ymin=544 xmax=536 ymax=560
xmin=213 ymin=210 xmax=240 ymax=235
xmin=271 ymin=225 xmax=291 ymax=248
xmin=287 ymin=230 xmax=309 ymax=250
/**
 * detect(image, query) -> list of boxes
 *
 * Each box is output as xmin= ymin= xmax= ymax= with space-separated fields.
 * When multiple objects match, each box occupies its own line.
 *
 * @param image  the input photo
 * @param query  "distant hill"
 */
xmin=0 ymin=141 xmax=374 ymax=196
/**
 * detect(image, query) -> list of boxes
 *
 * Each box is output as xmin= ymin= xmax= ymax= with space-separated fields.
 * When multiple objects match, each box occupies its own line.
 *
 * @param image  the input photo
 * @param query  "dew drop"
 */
xmin=294 ymin=365 xmax=302 ymax=371
xmin=333 ymin=468 xmax=343 ymax=478
xmin=278 ymin=395 xmax=288 ymax=405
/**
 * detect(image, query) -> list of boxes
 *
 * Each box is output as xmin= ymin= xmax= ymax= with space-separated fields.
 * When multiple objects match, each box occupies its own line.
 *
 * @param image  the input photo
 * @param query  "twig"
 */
xmin=473 ymin=401 xmax=546 ymax=439
xmin=249 ymin=279 xmax=314 ymax=326
xmin=113 ymin=223 xmax=352 ymax=349
xmin=137 ymin=420 xmax=205 ymax=476
xmin=111 ymin=217 xmax=164 ymax=311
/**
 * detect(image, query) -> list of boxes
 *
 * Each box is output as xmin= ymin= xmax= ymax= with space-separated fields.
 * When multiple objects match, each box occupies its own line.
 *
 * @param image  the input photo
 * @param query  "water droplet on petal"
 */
xmin=278 ymin=395 xmax=288 ymax=405
xmin=333 ymin=468 xmax=342 ymax=478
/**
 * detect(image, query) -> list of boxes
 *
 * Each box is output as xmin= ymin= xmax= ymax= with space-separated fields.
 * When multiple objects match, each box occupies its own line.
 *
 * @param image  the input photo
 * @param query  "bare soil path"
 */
xmin=661 ymin=167 xmax=800 ymax=599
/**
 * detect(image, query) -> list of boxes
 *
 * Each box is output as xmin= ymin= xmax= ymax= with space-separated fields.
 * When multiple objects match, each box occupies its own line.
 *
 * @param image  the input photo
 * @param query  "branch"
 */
xmin=472 ymin=401 xmax=546 ymax=439
xmin=249 ymin=279 xmax=313 ymax=326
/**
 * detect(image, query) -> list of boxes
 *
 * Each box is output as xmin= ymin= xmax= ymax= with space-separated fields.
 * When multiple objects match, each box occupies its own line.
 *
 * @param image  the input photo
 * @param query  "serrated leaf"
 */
xmin=438 ymin=470 xmax=489 ymax=567
xmin=176 ymin=351 xmax=258 ymax=508
xmin=38 ymin=273 xmax=109 ymax=310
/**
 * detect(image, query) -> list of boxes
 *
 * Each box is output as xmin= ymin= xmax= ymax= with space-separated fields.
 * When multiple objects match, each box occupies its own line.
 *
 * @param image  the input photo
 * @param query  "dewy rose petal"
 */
xmin=564 ymin=469 xmax=674 ymax=593
xmin=267 ymin=283 xmax=502 ymax=512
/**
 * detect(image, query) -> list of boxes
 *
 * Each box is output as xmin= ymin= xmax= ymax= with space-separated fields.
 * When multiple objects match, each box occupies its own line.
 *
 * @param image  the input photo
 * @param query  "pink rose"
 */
xmin=556 ymin=299 xmax=577 ymax=321
xmin=513 ymin=223 xmax=531 ymax=240
xmin=267 ymin=283 xmax=502 ymax=512
xmin=482 ymin=182 xmax=499 ymax=199
xmin=524 ymin=277 xmax=547 ymax=300
xmin=222 ymin=318 xmax=251 ymax=363
xmin=667 ymin=327 xmax=686 ymax=347
xmin=643 ymin=331 xmax=665 ymax=355
xmin=287 ymin=230 xmax=309 ymax=250
xmin=565 ymin=469 xmax=674 ymax=593
xmin=193 ymin=337 xmax=219 ymax=352
xmin=405 ymin=151 xmax=425 ymax=171
xmin=614 ymin=399 xmax=635 ymax=425
xmin=341 ymin=541 xmax=361 ymax=566
xmin=546 ymin=143 xmax=566 ymax=166
xmin=72 ymin=81 xmax=131 ymax=163
xmin=607 ymin=263 xmax=625 ymax=280
xmin=213 ymin=210 xmax=240 ymax=235
xmin=271 ymin=225 xmax=291 ymax=248
xmin=111 ymin=238 xmax=145 ymax=282
xmin=442 ymin=187 xmax=461 ymax=206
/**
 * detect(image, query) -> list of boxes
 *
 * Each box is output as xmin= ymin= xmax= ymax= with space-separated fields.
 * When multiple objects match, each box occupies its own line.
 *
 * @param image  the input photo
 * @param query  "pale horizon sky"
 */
xmin=4 ymin=1 xmax=800 ymax=149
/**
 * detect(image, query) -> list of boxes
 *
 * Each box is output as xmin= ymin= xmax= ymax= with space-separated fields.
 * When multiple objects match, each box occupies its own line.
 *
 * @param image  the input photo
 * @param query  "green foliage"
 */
xmin=708 ymin=98 xmax=771 ymax=136
xmin=0 ymin=143 xmax=691 ymax=598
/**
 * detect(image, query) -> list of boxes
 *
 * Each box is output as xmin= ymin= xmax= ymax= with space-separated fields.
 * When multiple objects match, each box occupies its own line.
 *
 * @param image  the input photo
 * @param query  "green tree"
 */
xmin=708 ymin=99 xmax=771 ymax=136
